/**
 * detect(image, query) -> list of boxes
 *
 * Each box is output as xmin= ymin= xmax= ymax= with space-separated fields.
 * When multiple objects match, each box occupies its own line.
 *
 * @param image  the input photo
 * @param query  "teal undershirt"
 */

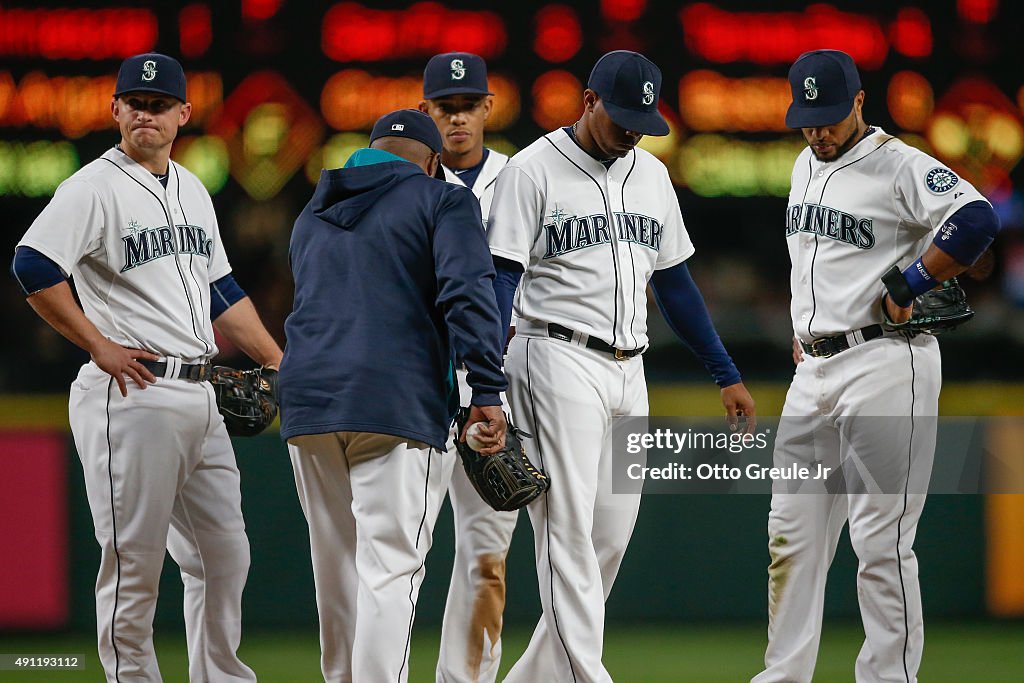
xmin=343 ymin=148 xmax=411 ymax=168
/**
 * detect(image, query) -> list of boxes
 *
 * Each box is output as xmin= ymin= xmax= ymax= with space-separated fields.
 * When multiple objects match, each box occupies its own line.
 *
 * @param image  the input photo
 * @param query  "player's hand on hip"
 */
xmin=792 ymin=336 xmax=804 ymax=365
xmin=721 ymin=382 xmax=757 ymax=434
xmin=883 ymin=293 xmax=914 ymax=324
xmin=461 ymin=404 xmax=508 ymax=454
xmin=90 ymin=338 xmax=160 ymax=397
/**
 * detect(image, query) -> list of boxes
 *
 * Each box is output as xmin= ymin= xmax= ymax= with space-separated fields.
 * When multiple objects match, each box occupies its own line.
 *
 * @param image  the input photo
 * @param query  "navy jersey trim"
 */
xmin=525 ymin=339 xmax=578 ymax=682
xmin=806 ymin=136 xmax=895 ymax=338
xmin=102 ymin=158 xmax=210 ymax=355
xmin=620 ymin=154 xmax=639 ymax=349
xmin=541 ymin=134 xmax=622 ymax=348
xmin=104 ymin=377 xmax=123 ymax=682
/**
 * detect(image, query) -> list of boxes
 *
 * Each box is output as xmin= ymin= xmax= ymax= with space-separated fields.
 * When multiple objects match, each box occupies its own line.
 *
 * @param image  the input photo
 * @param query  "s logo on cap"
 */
xmin=450 ymin=58 xmax=465 ymax=81
xmin=142 ymin=60 xmax=158 ymax=82
xmin=803 ymin=76 xmax=818 ymax=101
xmin=642 ymin=81 xmax=654 ymax=106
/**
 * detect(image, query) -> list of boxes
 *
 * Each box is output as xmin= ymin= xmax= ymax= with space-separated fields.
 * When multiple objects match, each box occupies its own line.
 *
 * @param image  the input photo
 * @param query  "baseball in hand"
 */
xmin=466 ymin=422 xmax=487 ymax=451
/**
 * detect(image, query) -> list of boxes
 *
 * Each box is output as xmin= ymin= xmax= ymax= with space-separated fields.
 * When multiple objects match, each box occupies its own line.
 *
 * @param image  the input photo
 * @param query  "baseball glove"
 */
xmin=209 ymin=366 xmax=279 ymax=436
xmin=882 ymin=277 xmax=975 ymax=335
xmin=454 ymin=407 xmax=550 ymax=511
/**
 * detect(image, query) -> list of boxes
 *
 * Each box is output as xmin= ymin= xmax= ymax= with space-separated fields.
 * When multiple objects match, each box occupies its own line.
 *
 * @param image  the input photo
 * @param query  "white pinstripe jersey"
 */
xmin=441 ymin=148 xmax=508 ymax=232
xmin=786 ymin=128 xmax=987 ymax=342
xmin=487 ymin=128 xmax=694 ymax=350
xmin=18 ymin=147 xmax=229 ymax=362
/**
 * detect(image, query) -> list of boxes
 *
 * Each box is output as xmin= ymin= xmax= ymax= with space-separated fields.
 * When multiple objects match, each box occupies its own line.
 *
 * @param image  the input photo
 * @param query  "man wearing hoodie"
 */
xmin=278 ymin=109 xmax=509 ymax=683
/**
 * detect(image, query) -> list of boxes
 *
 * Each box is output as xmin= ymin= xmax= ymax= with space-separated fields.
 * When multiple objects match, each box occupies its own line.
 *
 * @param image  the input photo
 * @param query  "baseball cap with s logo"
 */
xmin=114 ymin=52 xmax=187 ymax=102
xmin=587 ymin=50 xmax=669 ymax=137
xmin=785 ymin=49 xmax=862 ymax=128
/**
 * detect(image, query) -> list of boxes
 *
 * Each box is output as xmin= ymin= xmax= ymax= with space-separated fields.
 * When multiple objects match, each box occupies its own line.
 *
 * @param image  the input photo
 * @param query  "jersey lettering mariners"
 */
xmin=18 ymin=147 xmax=230 ymax=361
xmin=487 ymin=128 xmax=693 ymax=349
xmin=787 ymin=128 xmax=987 ymax=341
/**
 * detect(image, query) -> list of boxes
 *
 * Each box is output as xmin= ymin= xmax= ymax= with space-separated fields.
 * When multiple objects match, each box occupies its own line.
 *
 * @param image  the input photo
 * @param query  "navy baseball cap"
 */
xmin=114 ymin=52 xmax=186 ymax=102
xmin=423 ymin=52 xmax=493 ymax=99
xmin=785 ymin=50 xmax=862 ymax=128
xmin=587 ymin=50 xmax=669 ymax=136
xmin=370 ymin=109 xmax=443 ymax=154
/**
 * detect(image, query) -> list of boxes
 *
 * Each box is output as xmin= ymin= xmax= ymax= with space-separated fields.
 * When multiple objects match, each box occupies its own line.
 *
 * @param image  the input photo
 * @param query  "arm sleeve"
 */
xmin=650 ymin=262 xmax=742 ymax=388
xmin=210 ymin=273 xmax=246 ymax=320
xmin=493 ymin=256 xmax=523 ymax=335
xmin=11 ymin=246 xmax=67 ymax=295
xmin=931 ymin=199 xmax=1000 ymax=266
xmin=17 ymin=179 xmax=104 ymax=275
xmin=433 ymin=186 xmax=508 ymax=405
xmin=486 ymin=165 xmax=544 ymax=269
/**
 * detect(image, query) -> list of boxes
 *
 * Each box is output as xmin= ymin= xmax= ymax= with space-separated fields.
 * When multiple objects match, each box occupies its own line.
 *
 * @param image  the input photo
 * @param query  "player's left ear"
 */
xmin=582 ymin=88 xmax=598 ymax=113
xmin=417 ymin=100 xmax=430 ymax=114
xmin=482 ymin=96 xmax=493 ymax=121
xmin=178 ymin=101 xmax=192 ymax=127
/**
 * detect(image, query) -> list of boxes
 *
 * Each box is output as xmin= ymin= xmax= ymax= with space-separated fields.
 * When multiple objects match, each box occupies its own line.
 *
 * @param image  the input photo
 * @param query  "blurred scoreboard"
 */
xmin=0 ymin=0 xmax=1020 ymax=210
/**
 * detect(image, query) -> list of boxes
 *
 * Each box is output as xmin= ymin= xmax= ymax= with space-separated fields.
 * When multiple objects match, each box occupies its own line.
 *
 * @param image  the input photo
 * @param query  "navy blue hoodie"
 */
xmin=279 ymin=152 xmax=507 ymax=449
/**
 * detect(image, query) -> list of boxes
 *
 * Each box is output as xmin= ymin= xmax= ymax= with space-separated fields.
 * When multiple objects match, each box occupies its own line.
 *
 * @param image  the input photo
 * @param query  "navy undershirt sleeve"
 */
xmin=492 ymin=256 xmax=523 ymax=335
xmin=650 ymin=262 xmax=742 ymax=388
xmin=210 ymin=273 xmax=246 ymax=320
xmin=932 ymin=200 xmax=1000 ymax=265
xmin=11 ymin=246 xmax=66 ymax=295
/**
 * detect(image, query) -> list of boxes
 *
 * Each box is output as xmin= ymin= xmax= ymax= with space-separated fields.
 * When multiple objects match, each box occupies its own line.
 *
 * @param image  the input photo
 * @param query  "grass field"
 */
xmin=3 ymin=621 xmax=1022 ymax=682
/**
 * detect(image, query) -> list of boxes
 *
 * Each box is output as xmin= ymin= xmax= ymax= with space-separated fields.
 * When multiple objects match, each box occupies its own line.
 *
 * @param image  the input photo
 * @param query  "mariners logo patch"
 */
xmin=925 ymin=167 xmax=959 ymax=194
xmin=803 ymin=76 xmax=818 ymax=101
xmin=642 ymin=81 xmax=655 ymax=106
xmin=142 ymin=60 xmax=157 ymax=82
xmin=450 ymin=58 xmax=465 ymax=80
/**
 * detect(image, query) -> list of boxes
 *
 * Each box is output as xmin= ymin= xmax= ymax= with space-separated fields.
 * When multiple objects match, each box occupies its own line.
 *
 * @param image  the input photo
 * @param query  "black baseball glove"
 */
xmin=209 ymin=366 xmax=279 ymax=436
xmin=454 ymin=407 xmax=550 ymax=511
xmin=881 ymin=276 xmax=975 ymax=335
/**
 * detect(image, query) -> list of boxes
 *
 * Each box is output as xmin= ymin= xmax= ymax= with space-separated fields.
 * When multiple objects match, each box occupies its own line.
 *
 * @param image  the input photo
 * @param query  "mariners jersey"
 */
xmin=487 ymin=128 xmax=694 ymax=350
xmin=441 ymin=148 xmax=508 ymax=232
xmin=18 ymin=147 xmax=229 ymax=362
xmin=787 ymin=128 xmax=987 ymax=342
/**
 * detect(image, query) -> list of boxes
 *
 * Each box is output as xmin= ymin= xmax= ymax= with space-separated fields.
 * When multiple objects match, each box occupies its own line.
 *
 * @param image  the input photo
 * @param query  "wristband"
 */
xmin=881 ymin=258 xmax=934 ymax=308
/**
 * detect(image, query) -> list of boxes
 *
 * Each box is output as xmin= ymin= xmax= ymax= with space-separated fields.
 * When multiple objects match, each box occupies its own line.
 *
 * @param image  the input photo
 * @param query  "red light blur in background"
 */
xmin=243 ymin=0 xmax=283 ymax=21
xmin=179 ymin=4 xmax=212 ymax=59
xmin=0 ymin=7 xmax=157 ymax=60
xmin=322 ymin=2 xmax=506 ymax=62
xmin=679 ymin=3 xmax=890 ymax=69
xmin=534 ymin=5 xmax=582 ymax=63
xmin=601 ymin=0 xmax=647 ymax=22
xmin=958 ymin=0 xmax=999 ymax=23
xmin=0 ymin=432 xmax=68 ymax=629
xmin=890 ymin=7 xmax=932 ymax=58
xmin=532 ymin=70 xmax=583 ymax=131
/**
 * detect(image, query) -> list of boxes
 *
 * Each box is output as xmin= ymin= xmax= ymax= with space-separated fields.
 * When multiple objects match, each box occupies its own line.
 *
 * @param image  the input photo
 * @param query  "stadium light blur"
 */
xmin=322 ymin=2 xmax=506 ymax=61
xmin=887 ymin=71 xmax=934 ymax=132
xmin=173 ymin=135 xmax=230 ymax=195
xmin=678 ymin=71 xmax=790 ymax=132
xmin=0 ymin=7 xmax=157 ymax=60
xmin=957 ymin=0 xmax=999 ymax=23
xmin=242 ymin=0 xmax=282 ymax=21
xmin=533 ymin=5 xmax=582 ymax=63
xmin=673 ymin=135 xmax=804 ymax=197
xmin=890 ymin=8 xmax=932 ymax=58
xmin=600 ymin=0 xmax=646 ymax=22
xmin=321 ymin=70 xmax=519 ymax=132
xmin=179 ymin=4 xmax=212 ymax=58
xmin=678 ymin=3 xmax=889 ymax=68
xmin=532 ymin=70 xmax=583 ymax=131
xmin=0 ymin=140 xmax=78 ymax=197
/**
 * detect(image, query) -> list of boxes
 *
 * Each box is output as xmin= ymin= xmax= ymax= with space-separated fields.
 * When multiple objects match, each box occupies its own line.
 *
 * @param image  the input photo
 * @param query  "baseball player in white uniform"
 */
xmin=487 ymin=51 xmax=756 ymax=683
xmin=11 ymin=53 xmax=283 ymax=682
xmin=754 ymin=50 xmax=1000 ymax=683
xmin=418 ymin=52 xmax=517 ymax=683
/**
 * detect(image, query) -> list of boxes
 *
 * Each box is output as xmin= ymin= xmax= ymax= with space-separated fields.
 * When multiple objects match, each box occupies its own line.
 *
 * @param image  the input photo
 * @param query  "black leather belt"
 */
xmin=800 ymin=324 xmax=884 ymax=359
xmin=140 ymin=360 xmax=213 ymax=381
xmin=547 ymin=323 xmax=644 ymax=360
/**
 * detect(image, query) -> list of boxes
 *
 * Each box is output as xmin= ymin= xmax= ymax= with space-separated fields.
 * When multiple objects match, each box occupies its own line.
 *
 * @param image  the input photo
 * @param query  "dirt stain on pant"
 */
xmin=466 ymin=552 xmax=507 ymax=678
xmin=767 ymin=534 xmax=790 ymax=621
